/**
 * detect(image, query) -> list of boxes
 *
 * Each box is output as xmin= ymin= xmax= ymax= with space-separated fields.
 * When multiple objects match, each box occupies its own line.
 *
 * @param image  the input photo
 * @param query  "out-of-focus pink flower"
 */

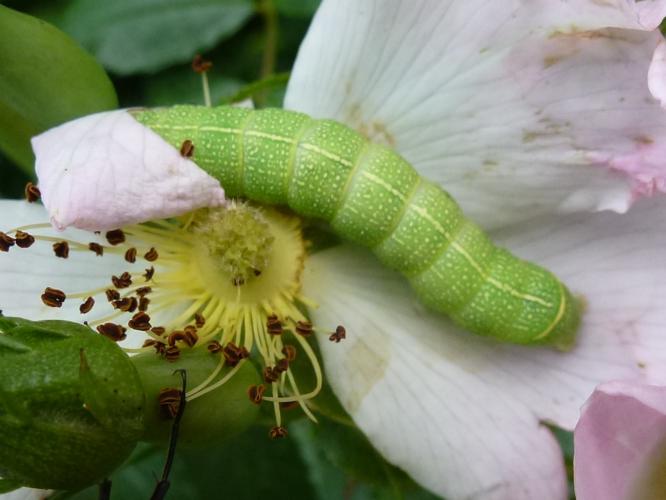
xmin=574 ymin=381 xmax=666 ymax=500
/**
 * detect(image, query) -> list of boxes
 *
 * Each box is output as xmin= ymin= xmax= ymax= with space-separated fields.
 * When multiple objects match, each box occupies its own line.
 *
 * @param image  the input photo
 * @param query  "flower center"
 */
xmin=3 ymin=202 xmax=342 ymax=437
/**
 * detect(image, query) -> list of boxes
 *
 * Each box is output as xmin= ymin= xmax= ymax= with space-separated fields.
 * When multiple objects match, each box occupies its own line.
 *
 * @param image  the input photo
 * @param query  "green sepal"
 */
xmin=0 ymin=477 xmax=21 ymax=494
xmin=0 ymin=317 xmax=144 ymax=490
xmin=132 ymin=349 xmax=261 ymax=448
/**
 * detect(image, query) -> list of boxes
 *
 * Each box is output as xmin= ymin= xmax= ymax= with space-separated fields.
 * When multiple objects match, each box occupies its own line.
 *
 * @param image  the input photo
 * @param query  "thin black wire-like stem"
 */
xmin=98 ymin=478 xmax=111 ymax=500
xmin=149 ymin=369 xmax=187 ymax=500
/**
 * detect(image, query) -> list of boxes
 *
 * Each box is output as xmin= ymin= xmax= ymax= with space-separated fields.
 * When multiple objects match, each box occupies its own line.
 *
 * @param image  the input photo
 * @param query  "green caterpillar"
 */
xmin=133 ymin=105 xmax=581 ymax=349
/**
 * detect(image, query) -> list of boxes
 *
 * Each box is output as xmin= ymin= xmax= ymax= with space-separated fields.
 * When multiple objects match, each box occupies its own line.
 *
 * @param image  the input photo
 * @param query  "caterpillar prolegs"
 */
xmin=133 ymin=106 xmax=581 ymax=349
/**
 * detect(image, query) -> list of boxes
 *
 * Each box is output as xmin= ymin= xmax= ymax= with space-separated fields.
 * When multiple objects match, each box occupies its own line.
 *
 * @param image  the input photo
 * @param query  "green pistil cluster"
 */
xmin=191 ymin=204 xmax=275 ymax=285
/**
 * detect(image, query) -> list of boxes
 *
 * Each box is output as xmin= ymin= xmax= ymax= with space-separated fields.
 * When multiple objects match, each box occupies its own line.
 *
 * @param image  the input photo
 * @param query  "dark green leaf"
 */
xmin=57 ymin=0 xmax=254 ymax=75
xmin=274 ymin=0 xmax=320 ymax=18
xmin=0 ymin=5 xmax=117 ymax=173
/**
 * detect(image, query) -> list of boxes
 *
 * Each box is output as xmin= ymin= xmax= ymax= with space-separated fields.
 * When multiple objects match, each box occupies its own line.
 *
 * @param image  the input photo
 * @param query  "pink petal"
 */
xmin=32 ymin=110 xmax=225 ymax=231
xmin=286 ymin=0 xmax=666 ymax=230
xmin=574 ymin=381 xmax=666 ymax=500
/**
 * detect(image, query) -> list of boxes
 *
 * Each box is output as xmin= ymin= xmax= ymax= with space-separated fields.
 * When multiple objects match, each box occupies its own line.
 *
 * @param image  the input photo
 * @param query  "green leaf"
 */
xmin=0 ymin=5 xmax=117 ymax=174
xmin=274 ymin=0 xmax=320 ymax=17
xmin=0 ymin=477 xmax=21 ymax=494
xmin=56 ymin=0 xmax=254 ymax=75
xmin=61 ymin=426 xmax=320 ymax=500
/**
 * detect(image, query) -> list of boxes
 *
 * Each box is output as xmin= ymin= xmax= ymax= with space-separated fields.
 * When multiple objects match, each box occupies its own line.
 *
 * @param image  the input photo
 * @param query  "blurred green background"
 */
xmin=0 ymin=1 xmax=589 ymax=498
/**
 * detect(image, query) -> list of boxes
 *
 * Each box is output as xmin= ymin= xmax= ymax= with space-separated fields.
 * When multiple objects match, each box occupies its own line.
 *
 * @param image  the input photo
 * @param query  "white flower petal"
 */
xmin=303 ymin=197 xmax=666 ymax=499
xmin=305 ymin=247 xmax=567 ymax=499
xmin=0 ymin=488 xmax=52 ymax=500
xmin=32 ymin=109 xmax=226 ymax=232
xmin=286 ymin=0 xmax=666 ymax=229
xmin=491 ymin=196 xmax=666 ymax=386
xmin=0 ymin=200 xmax=127 ymax=322
xmin=574 ymin=381 xmax=666 ymax=500
xmin=0 ymin=201 xmax=182 ymax=348
xmin=649 ymin=39 xmax=666 ymax=108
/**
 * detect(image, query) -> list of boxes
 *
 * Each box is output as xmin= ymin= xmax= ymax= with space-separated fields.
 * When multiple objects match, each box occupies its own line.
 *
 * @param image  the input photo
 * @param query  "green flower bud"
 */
xmin=132 ymin=349 xmax=261 ymax=447
xmin=0 ymin=316 xmax=144 ymax=490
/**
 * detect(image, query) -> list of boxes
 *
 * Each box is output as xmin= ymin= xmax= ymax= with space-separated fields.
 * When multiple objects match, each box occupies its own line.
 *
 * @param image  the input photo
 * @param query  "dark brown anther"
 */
xmin=183 ymin=325 xmax=199 ymax=347
xmin=167 ymin=330 xmax=184 ymax=347
xmin=111 ymin=272 xmax=132 ymax=288
xmin=192 ymin=54 xmax=213 ymax=73
xmin=138 ymin=296 xmax=150 ymax=312
xmin=164 ymin=346 xmax=180 ymax=362
xmin=280 ymin=401 xmax=299 ymax=411
xmin=144 ymin=266 xmax=155 ymax=281
xmin=14 ymin=231 xmax=35 ymax=248
xmin=253 ymin=268 xmax=262 ymax=277
xmin=52 ymin=241 xmax=69 ymax=259
xmin=167 ymin=326 xmax=198 ymax=348
xmin=329 ymin=325 xmax=346 ymax=343
xmin=153 ymin=342 xmax=167 ymax=355
xmin=151 ymin=326 xmax=166 ymax=336
xmin=295 ymin=320 xmax=313 ymax=337
xmin=96 ymin=322 xmax=127 ymax=342
xmin=142 ymin=339 xmax=158 ymax=348
xmin=232 ymin=277 xmax=245 ymax=286
xmin=88 ymin=242 xmax=104 ymax=256
xmin=207 ymin=340 xmax=222 ymax=354
xmin=158 ymin=387 xmax=183 ymax=419
xmin=263 ymin=366 xmax=279 ymax=383
xmin=79 ymin=296 xmax=95 ymax=314
xmin=105 ymin=289 xmax=120 ymax=302
xmin=144 ymin=248 xmax=159 ymax=262
xmin=269 ymin=426 xmax=288 ymax=439
xmin=194 ymin=313 xmax=206 ymax=328
xmin=0 ymin=232 xmax=16 ymax=252
xmin=128 ymin=311 xmax=151 ymax=331
xmin=124 ymin=247 xmax=137 ymax=263
xmin=266 ymin=314 xmax=283 ymax=336
xmin=275 ymin=358 xmax=289 ymax=373
xmin=24 ymin=182 xmax=41 ymax=203
xmin=247 ymin=384 xmax=265 ymax=405
xmin=41 ymin=287 xmax=66 ymax=308
xmin=112 ymin=297 xmax=137 ymax=312
xmin=180 ymin=139 xmax=195 ymax=158
xmin=281 ymin=345 xmax=297 ymax=362
xmin=136 ymin=286 xmax=152 ymax=297
xmin=222 ymin=342 xmax=247 ymax=367
xmin=105 ymin=229 xmax=125 ymax=246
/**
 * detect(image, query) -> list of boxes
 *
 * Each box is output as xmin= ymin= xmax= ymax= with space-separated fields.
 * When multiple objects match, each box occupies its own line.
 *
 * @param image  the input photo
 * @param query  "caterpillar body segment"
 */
xmin=133 ymin=105 xmax=580 ymax=348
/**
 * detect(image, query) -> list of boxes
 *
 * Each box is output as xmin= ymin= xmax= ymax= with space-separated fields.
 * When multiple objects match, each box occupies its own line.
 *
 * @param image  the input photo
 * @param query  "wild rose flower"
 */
xmin=2 ymin=1 xmax=666 ymax=499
